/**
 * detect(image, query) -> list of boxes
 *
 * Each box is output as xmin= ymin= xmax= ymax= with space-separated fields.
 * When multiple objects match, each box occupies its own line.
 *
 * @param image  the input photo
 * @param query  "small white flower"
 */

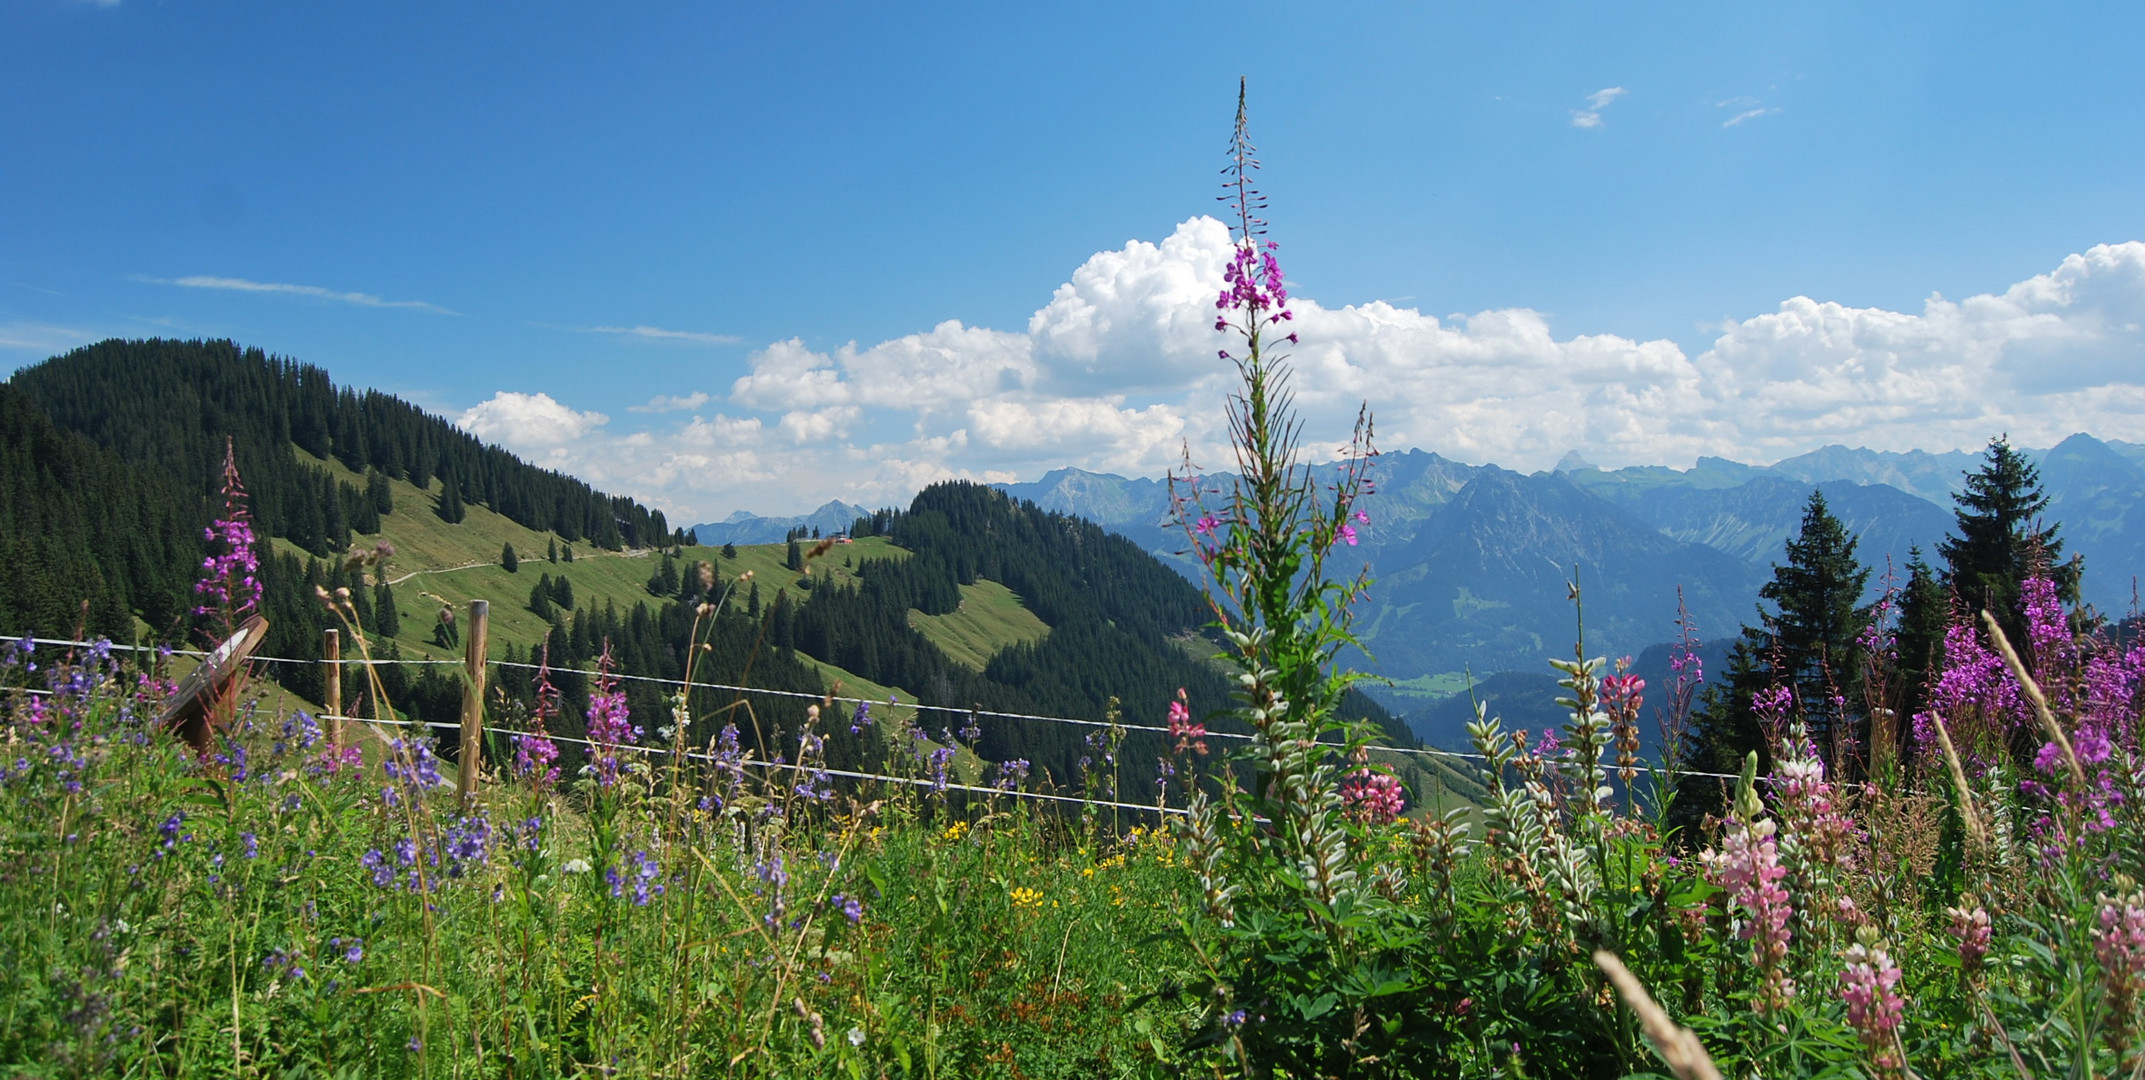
xmin=846 ymin=1027 xmax=865 ymax=1047
xmin=562 ymin=858 xmax=592 ymax=874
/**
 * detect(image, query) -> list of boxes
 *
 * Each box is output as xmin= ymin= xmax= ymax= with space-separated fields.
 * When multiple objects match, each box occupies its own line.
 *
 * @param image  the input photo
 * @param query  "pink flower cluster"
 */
xmin=1166 ymin=688 xmax=1207 ymax=756
xmin=1215 ymin=241 xmax=1291 ymax=322
xmin=1947 ymin=903 xmax=1991 ymax=971
xmin=194 ymin=442 xmax=262 ymax=625
xmin=1702 ymin=818 xmax=1796 ymax=1009
xmin=1340 ymin=768 xmax=1405 ymax=826
xmin=1913 ymin=621 xmax=2027 ymax=770
xmin=584 ymin=646 xmax=640 ymax=787
xmin=1773 ymin=739 xmax=1855 ymax=878
xmin=2096 ymin=895 xmax=2145 ymax=989
xmin=1839 ymin=942 xmax=1907 ymax=1074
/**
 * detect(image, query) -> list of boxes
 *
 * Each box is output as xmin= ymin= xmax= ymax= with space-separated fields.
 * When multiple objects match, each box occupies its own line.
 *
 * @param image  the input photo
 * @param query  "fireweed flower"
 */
xmin=194 ymin=439 xmax=262 ymax=627
xmin=584 ymin=645 xmax=640 ymax=787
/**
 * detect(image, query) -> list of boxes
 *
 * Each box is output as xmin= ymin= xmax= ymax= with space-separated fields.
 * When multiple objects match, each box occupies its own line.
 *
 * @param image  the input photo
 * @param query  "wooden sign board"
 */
xmin=157 ymin=614 xmax=269 ymax=755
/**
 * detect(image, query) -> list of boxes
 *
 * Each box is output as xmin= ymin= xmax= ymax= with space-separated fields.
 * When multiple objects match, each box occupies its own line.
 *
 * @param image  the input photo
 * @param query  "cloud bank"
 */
xmin=456 ymin=217 xmax=2145 ymax=521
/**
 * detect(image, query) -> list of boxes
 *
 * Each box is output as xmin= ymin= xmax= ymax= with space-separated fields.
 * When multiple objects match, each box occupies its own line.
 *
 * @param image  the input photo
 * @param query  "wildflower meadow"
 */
xmin=8 ymin=85 xmax=2145 ymax=1079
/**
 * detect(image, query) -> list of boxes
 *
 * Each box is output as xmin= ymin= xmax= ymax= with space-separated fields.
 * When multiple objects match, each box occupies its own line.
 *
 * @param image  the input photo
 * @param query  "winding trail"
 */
xmin=383 ymin=547 xmax=654 ymax=586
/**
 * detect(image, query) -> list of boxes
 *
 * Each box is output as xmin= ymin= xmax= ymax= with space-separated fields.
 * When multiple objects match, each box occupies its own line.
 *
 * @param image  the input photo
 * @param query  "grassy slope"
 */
xmin=267 ymin=451 xmax=925 ymax=723
xmin=907 ymin=579 xmax=1051 ymax=671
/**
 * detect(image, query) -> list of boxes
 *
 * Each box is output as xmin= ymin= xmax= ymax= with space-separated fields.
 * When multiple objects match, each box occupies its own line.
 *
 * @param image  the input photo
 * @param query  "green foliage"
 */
xmin=501 ymin=540 xmax=518 ymax=573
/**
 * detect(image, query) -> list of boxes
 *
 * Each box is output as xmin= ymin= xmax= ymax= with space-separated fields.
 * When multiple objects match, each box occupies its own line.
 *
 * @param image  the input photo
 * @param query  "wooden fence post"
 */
xmin=458 ymin=599 xmax=490 ymax=808
xmin=323 ymin=628 xmax=342 ymax=753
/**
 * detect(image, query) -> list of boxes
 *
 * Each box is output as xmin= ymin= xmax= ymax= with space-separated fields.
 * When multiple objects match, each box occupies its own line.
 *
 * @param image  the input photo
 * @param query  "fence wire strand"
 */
xmin=11 ymin=632 xmax=1749 ymax=784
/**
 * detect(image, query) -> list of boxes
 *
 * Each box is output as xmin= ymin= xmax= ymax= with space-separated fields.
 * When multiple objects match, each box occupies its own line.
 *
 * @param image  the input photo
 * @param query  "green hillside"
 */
xmin=908 ymin=579 xmax=1051 ymax=670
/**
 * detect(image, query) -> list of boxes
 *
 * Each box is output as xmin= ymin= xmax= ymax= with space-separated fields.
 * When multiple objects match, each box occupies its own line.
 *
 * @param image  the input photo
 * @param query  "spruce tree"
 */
xmin=436 ymin=472 xmax=466 ymax=524
xmin=1938 ymin=435 xmax=2078 ymax=645
xmin=501 ymin=542 xmax=519 ymax=573
xmin=366 ymin=467 xmax=394 ymax=515
xmin=547 ymin=537 xmax=558 ymax=563
xmin=1674 ymin=489 xmax=1873 ymax=831
xmin=1892 ymin=547 xmax=1951 ymax=731
xmin=1761 ymin=489 xmax=1872 ymax=746
xmin=374 ymin=579 xmax=401 ymax=638
xmin=722 ymin=541 xmax=737 ymax=560
xmin=562 ymin=544 xmax=574 ymax=563
xmin=529 ymin=575 xmax=554 ymax=619
xmin=786 ymin=538 xmax=804 ymax=572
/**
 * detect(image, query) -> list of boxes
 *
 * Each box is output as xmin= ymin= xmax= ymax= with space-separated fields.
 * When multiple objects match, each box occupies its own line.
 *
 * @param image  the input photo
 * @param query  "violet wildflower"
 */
xmin=628 ymin=850 xmax=663 ymax=906
xmin=850 ymin=699 xmax=872 ymax=734
xmin=927 ymin=746 xmax=954 ymax=794
xmin=831 ymin=892 xmax=864 ymax=925
xmin=991 ymin=758 xmax=1030 ymax=792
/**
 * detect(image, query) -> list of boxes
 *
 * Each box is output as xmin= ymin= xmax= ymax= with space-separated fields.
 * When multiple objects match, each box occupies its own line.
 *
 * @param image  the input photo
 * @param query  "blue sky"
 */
xmin=7 ymin=1 xmax=2145 ymax=519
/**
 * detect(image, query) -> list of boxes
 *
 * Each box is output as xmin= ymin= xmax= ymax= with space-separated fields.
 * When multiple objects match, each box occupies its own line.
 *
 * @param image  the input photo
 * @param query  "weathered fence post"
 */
xmin=458 ymin=599 xmax=490 ymax=808
xmin=323 ymin=628 xmax=342 ymax=753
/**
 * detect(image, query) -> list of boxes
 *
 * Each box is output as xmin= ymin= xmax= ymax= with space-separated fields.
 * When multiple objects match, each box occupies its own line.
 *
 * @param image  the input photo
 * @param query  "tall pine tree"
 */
xmin=1938 ymin=435 xmax=2077 ymax=647
xmin=435 ymin=472 xmax=466 ymax=524
xmin=1675 ymin=489 xmax=1872 ymax=832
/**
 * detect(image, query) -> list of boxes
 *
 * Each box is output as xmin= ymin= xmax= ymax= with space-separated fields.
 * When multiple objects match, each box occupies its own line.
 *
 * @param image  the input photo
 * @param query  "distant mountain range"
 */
xmin=690 ymin=500 xmax=870 ymax=546
xmin=695 ymin=434 xmax=2145 ymax=742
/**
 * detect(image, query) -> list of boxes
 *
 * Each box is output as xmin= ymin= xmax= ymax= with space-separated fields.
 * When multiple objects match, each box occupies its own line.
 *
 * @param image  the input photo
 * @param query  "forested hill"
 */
xmin=820 ymin=482 xmax=1416 ymax=790
xmin=11 ymin=339 xmax=676 ymax=557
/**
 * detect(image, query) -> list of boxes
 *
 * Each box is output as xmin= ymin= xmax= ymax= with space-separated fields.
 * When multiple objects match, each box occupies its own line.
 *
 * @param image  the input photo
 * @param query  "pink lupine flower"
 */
xmin=1701 ymin=818 xmax=1796 ymax=1010
xmin=1340 ymin=768 xmax=1405 ymax=826
xmin=1839 ymin=942 xmax=1907 ymax=1076
xmin=1166 ymin=688 xmax=1207 ymax=756
xmin=1947 ymin=903 xmax=1991 ymax=972
xmin=2096 ymin=895 xmax=2145 ymax=1039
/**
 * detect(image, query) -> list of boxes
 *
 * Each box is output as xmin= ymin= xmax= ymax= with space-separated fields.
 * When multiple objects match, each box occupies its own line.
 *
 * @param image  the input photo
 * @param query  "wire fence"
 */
xmin=9 ymin=631 xmax=1753 ymax=794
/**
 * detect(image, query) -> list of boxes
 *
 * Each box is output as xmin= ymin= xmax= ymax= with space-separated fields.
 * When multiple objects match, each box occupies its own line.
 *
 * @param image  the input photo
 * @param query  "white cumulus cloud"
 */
xmin=457 ymin=391 xmax=609 ymax=447
xmin=465 ymin=220 xmax=2145 ymax=523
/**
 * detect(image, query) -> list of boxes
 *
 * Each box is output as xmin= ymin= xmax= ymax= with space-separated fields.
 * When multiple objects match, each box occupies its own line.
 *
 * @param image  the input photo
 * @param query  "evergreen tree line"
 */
xmin=1672 ymin=436 xmax=2086 ymax=831
xmin=9 ymin=339 xmax=677 ymax=557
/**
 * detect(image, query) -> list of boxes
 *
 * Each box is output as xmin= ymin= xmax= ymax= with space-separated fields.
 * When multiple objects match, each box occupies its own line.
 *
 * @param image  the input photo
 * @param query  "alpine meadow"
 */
xmin=11 ymin=21 xmax=2145 ymax=1080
